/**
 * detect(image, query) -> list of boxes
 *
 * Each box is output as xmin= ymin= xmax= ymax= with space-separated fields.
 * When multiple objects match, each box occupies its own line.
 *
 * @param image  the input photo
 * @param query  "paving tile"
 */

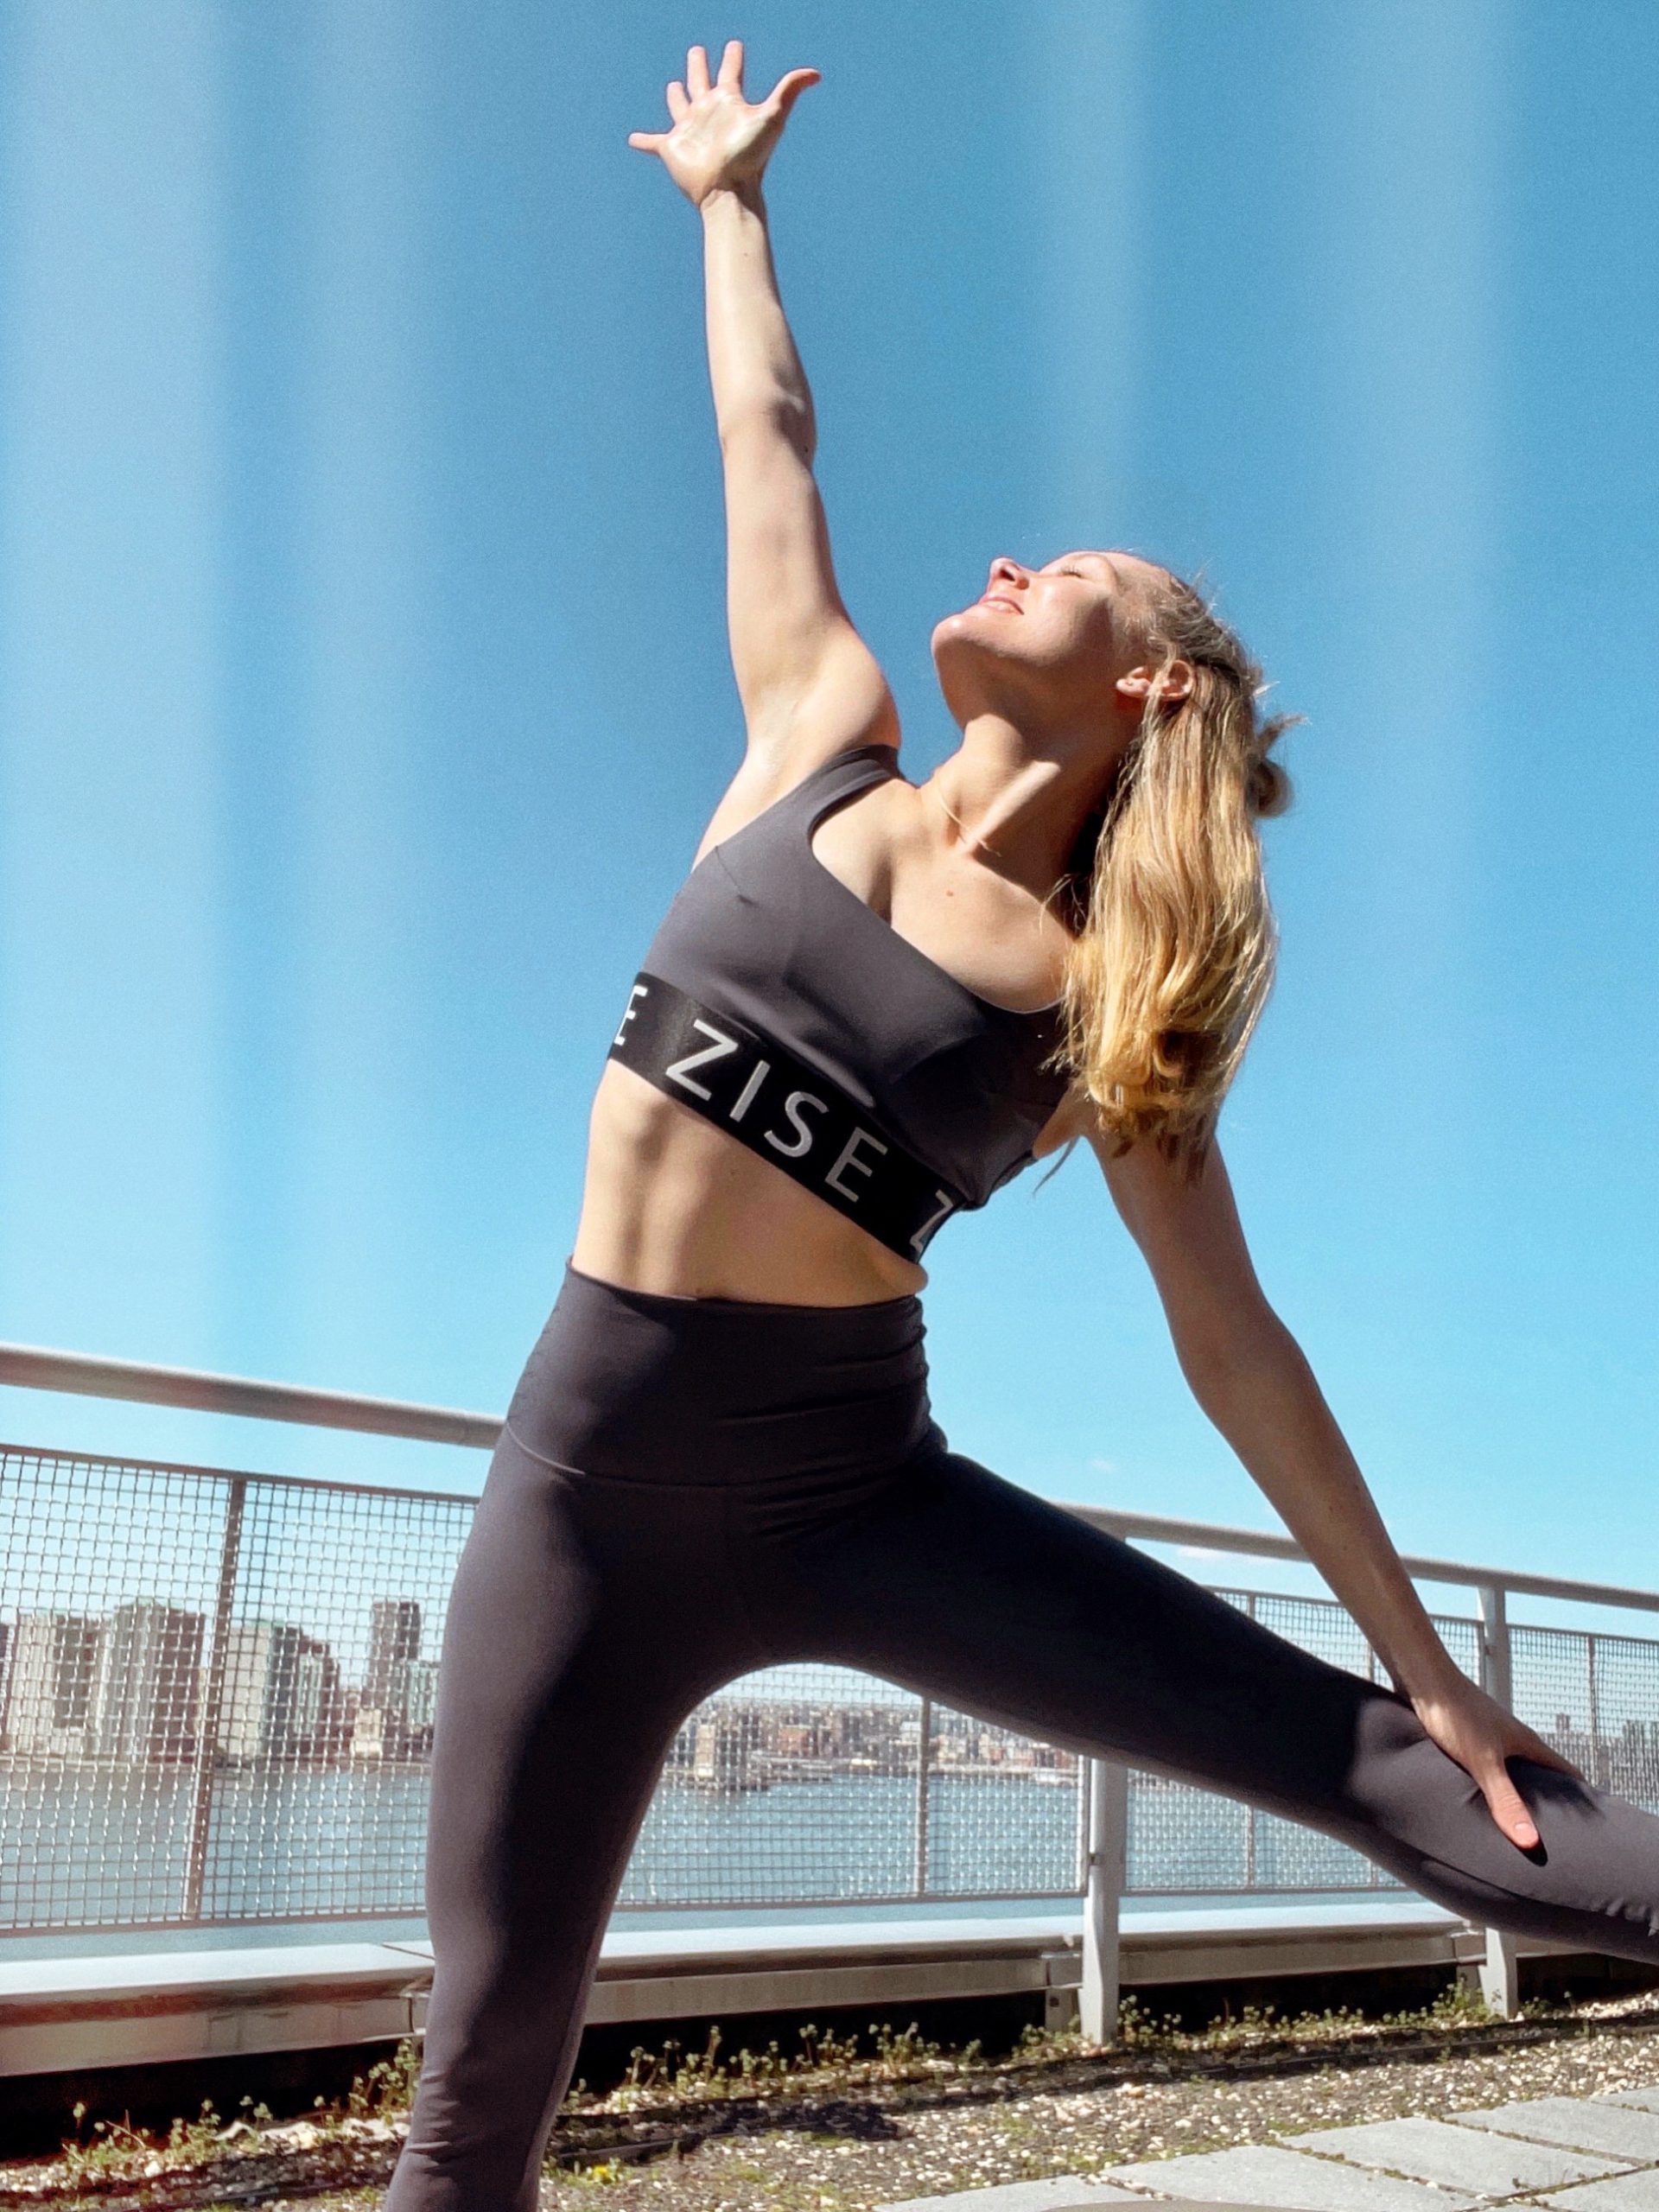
xmin=1108 ymin=2144 xmax=1475 ymax=2211
xmin=1451 ymin=2099 xmax=1659 ymax=2161
xmin=879 ymin=2180 xmax=1143 ymax=2211
xmin=1281 ymin=2115 xmax=1628 ymax=2193
xmin=1605 ymin=2093 xmax=1659 ymax=2117
xmin=1541 ymin=2177 xmax=1659 ymax=2212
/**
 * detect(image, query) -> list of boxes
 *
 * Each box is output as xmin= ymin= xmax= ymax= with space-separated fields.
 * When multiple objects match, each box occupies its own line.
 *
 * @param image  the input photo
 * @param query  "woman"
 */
xmin=386 ymin=43 xmax=1659 ymax=2210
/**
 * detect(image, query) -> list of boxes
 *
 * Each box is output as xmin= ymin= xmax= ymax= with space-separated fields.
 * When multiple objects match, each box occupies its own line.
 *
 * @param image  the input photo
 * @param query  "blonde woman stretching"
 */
xmin=386 ymin=44 xmax=1659 ymax=2210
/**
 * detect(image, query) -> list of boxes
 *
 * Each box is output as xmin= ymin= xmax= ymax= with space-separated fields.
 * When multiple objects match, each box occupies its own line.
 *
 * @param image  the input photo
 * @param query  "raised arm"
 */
xmin=1092 ymin=1125 xmax=1578 ymax=1848
xmin=630 ymin=41 xmax=897 ymax=782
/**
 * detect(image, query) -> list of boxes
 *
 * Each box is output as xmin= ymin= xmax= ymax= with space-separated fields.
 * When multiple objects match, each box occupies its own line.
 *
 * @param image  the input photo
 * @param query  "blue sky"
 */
xmin=0 ymin=0 xmax=1654 ymax=1612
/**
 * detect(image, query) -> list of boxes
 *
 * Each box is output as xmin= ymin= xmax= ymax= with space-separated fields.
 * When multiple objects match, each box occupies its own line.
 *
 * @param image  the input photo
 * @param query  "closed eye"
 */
xmin=1050 ymin=553 xmax=1118 ymax=584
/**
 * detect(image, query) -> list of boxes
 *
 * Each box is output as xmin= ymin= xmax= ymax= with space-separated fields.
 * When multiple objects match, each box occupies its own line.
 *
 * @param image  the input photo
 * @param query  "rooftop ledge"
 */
xmin=0 ymin=1900 xmax=1554 ymax=2081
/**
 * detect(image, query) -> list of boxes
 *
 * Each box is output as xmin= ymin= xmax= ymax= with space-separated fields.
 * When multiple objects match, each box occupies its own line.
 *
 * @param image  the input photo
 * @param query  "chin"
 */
xmin=932 ymin=607 xmax=993 ymax=654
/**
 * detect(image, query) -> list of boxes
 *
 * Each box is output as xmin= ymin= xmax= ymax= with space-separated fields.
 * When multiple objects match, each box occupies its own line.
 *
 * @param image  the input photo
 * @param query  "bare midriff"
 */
xmin=569 ymin=1059 xmax=929 ymax=1306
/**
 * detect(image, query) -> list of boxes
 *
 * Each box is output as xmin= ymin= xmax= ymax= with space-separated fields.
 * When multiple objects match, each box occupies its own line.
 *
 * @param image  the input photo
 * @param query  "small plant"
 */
xmin=1014 ymin=2016 xmax=1094 ymax=2062
xmin=60 ymin=2101 xmax=161 ymax=2185
xmin=168 ymin=2098 xmax=232 ymax=2159
xmin=1427 ymin=1980 xmax=1494 ymax=2025
xmin=346 ymin=2034 xmax=422 ymax=2120
xmin=565 ymin=2155 xmax=629 ymax=2185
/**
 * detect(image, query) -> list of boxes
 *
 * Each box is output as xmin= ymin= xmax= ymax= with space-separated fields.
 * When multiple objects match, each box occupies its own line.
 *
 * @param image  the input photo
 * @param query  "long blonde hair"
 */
xmin=1052 ymin=571 xmax=1294 ymax=1173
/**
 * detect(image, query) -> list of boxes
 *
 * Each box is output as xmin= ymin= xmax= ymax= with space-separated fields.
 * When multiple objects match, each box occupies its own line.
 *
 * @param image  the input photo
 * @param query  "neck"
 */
xmin=923 ymin=710 xmax=1128 ymax=893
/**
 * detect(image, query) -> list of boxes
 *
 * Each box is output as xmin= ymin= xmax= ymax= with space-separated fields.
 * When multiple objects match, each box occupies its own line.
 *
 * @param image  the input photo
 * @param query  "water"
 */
xmin=0 ymin=1760 xmax=1390 ymax=1953
xmin=623 ymin=1772 xmax=1085 ymax=1908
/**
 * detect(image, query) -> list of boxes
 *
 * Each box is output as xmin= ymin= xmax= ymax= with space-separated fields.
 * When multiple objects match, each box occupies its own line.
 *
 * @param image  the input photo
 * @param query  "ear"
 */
xmin=1116 ymin=658 xmax=1194 ymax=709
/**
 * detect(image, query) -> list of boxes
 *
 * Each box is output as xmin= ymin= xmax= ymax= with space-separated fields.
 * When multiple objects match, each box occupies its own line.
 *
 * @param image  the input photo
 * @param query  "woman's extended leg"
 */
xmin=385 ymin=1429 xmax=763 ymax=2212
xmin=756 ymin=1442 xmax=1659 ymax=1965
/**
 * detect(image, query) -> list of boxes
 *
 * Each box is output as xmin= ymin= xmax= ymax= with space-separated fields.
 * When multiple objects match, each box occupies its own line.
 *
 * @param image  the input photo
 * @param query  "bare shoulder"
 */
xmin=1029 ymin=1096 xmax=1222 ymax=1224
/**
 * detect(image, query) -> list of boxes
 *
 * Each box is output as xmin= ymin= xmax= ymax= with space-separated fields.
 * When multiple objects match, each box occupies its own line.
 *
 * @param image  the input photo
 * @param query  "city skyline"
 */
xmin=0 ymin=1591 xmax=438 ymax=1767
xmin=6 ymin=1586 xmax=1656 ymax=1808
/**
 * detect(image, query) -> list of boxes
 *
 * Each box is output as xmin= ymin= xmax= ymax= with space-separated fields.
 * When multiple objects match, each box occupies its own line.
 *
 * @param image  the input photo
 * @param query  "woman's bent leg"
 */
xmin=385 ymin=1432 xmax=757 ymax=2212
xmin=771 ymin=1445 xmax=1659 ymax=1967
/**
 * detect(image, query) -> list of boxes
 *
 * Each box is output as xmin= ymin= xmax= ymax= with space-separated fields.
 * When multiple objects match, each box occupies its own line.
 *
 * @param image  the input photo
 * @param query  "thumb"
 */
xmin=1480 ymin=1763 xmax=1541 ymax=1852
xmin=766 ymin=67 xmax=821 ymax=119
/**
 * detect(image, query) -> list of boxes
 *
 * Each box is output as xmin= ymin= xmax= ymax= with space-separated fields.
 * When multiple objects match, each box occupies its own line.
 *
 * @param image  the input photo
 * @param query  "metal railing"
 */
xmin=3 ymin=1341 xmax=1657 ymax=2029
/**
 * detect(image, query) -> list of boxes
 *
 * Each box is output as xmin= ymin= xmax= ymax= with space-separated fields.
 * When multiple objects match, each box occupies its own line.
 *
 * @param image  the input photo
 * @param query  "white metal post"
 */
xmin=1477 ymin=1580 xmax=1520 ymax=2018
xmin=913 ymin=1698 xmax=932 ymax=1897
xmin=1081 ymin=1757 xmax=1128 ymax=2043
xmin=182 ymin=1476 xmax=246 ymax=1924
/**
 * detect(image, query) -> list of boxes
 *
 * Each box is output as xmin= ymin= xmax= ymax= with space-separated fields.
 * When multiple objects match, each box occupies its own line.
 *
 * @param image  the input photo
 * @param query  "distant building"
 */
xmin=6 ymin=1613 xmax=105 ymax=1758
xmin=349 ymin=1667 xmax=437 ymax=1762
xmin=93 ymin=1600 xmax=204 ymax=1764
xmin=294 ymin=1642 xmax=350 ymax=1757
xmin=210 ymin=1622 xmax=337 ymax=1763
xmin=664 ymin=1714 xmax=699 ymax=1774
xmin=394 ymin=1657 xmax=440 ymax=1756
xmin=351 ymin=1705 xmax=391 ymax=1760
xmin=690 ymin=1712 xmax=753 ymax=1791
xmin=365 ymin=1601 xmax=422 ymax=1710
xmin=357 ymin=1603 xmax=429 ymax=1758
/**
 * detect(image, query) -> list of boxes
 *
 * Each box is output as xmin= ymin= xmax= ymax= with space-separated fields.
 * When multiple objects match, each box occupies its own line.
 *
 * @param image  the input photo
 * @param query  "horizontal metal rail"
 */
xmin=1071 ymin=1507 xmax=1659 ymax=1617
xmin=3 ymin=1338 xmax=1655 ymax=1618
xmin=0 ymin=1342 xmax=502 ymax=1451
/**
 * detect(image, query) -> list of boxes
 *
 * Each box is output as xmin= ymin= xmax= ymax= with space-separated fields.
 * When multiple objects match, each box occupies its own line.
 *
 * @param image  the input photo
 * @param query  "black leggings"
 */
xmin=386 ymin=1263 xmax=1659 ymax=2211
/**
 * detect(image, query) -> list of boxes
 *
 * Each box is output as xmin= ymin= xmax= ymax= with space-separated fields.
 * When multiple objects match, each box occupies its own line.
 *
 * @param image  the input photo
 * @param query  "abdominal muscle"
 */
xmin=569 ymin=1059 xmax=930 ymax=1306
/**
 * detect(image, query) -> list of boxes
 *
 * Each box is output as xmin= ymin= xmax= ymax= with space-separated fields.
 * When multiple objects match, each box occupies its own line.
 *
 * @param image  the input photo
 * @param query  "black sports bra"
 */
xmin=617 ymin=744 xmax=1072 ymax=1244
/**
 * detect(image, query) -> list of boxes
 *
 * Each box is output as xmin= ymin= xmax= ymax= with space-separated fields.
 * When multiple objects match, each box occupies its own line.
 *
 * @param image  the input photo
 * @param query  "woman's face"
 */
xmin=931 ymin=548 xmax=1171 ymax=733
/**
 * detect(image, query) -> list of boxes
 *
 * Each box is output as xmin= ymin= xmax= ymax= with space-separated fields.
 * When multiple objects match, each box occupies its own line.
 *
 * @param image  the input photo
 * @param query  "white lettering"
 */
xmin=664 ymin=1020 xmax=741 ymax=1101
xmin=764 ymin=1090 xmax=827 ymax=1159
xmin=728 ymin=1059 xmax=771 ymax=1123
xmin=824 ymin=1127 xmax=888 ymax=1202
xmin=909 ymin=1189 xmax=957 ymax=1255
xmin=613 ymin=982 xmax=649 ymax=1050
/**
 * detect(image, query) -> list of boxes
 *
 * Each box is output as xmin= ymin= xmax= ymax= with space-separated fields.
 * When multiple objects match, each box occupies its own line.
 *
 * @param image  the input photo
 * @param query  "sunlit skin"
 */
xmin=924 ymin=550 xmax=1191 ymax=891
xmin=576 ymin=38 xmax=1579 ymax=1851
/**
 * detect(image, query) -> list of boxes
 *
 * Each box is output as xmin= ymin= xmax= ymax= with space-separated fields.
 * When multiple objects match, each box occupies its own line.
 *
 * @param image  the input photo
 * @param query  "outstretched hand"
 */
xmin=1409 ymin=1673 xmax=1585 ymax=1850
xmin=628 ymin=40 xmax=819 ymax=207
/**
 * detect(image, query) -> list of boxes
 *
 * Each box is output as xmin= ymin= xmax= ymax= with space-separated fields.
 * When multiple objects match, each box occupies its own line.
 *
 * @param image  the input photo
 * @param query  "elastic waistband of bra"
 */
xmin=607 ymin=970 xmax=968 ymax=1260
xmin=501 ymin=1261 xmax=938 ymax=1484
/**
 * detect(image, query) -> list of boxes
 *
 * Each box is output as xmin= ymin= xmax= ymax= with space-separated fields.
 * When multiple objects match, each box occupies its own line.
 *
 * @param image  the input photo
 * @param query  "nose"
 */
xmin=987 ymin=556 xmax=1027 ymax=591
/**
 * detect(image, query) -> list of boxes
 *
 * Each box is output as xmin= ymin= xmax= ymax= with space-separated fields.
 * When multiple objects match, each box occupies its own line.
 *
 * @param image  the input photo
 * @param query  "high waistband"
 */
xmin=503 ymin=1261 xmax=939 ymax=1484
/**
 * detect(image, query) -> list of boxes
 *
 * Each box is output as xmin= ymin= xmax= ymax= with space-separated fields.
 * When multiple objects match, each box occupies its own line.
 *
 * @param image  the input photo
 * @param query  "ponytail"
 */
xmin=1053 ymin=577 xmax=1294 ymax=1173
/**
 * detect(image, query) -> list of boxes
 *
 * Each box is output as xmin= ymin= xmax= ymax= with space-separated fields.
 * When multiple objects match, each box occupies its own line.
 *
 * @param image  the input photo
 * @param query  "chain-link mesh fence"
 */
xmin=623 ymin=1665 xmax=929 ymax=1909
xmin=1121 ymin=1591 xmax=1482 ymax=1897
xmin=1510 ymin=1625 xmax=1659 ymax=1809
xmin=621 ymin=1678 xmax=1092 ymax=1910
xmin=2 ymin=1441 xmax=1653 ymax=1932
xmin=0 ymin=1446 xmax=469 ymax=1933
